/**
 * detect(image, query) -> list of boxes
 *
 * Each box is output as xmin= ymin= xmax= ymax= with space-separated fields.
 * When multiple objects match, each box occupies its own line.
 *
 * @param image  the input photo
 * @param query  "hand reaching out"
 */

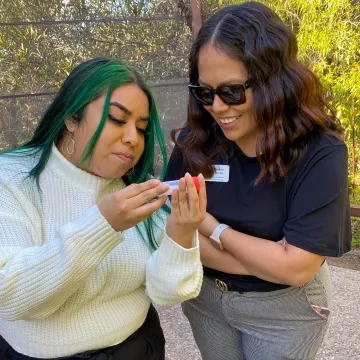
xmin=165 ymin=173 xmax=207 ymax=248
xmin=98 ymin=179 xmax=170 ymax=232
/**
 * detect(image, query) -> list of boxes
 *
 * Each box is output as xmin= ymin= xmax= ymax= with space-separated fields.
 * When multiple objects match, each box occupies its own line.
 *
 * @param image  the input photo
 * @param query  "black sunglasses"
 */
xmin=188 ymin=81 xmax=251 ymax=106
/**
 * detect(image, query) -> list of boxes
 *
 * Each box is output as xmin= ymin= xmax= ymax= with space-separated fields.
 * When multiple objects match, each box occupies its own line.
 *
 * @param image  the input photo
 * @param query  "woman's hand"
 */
xmin=165 ymin=173 xmax=207 ymax=248
xmin=198 ymin=212 xmax=220 ymax=238
xmin=199 ymin=233 xmax=251 ymax=275
xmin=98 ymin=179 xmax=170 ymax=232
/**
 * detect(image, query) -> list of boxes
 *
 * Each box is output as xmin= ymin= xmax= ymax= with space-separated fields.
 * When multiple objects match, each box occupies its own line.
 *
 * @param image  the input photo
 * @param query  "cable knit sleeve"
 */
xmin=145 ymin=211 xmax=203 ymax=306
xmin=0 ymin=179 xmax=123 ymax=321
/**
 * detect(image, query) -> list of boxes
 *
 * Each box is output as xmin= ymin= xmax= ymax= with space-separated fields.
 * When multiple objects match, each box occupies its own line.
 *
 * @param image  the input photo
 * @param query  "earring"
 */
xmin=62 ymin=134 xmax=76 ymax=157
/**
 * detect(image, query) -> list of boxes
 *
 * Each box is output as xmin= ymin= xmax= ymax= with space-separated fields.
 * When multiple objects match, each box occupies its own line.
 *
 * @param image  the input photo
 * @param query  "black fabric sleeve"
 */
xmin=283 ymin=143 xmax=352 ymax=256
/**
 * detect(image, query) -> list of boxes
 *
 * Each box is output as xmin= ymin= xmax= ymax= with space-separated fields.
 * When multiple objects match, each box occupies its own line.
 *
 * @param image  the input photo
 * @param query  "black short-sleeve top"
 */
xmin=165 ymin=130 xmax=352 ymax=291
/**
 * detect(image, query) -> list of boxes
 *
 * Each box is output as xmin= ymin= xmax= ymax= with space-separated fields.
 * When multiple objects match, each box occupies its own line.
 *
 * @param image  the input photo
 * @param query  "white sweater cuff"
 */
xmin=158 ymin=227 xmax=199 ymax=260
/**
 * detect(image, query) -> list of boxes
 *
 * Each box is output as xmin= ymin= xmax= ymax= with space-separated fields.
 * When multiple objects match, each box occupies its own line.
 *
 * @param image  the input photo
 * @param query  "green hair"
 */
xmin=1 ymin=57 xmax=169 ymax=250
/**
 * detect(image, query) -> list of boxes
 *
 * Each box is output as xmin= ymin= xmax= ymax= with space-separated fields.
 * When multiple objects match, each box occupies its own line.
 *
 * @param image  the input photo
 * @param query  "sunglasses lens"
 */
xmin=189 ymin=84 xmax=248 ymax=105
xmin=191 ymin=87 xmax=213 ymax=105
xmin=219 ymin=85 xmax=246 ymax=105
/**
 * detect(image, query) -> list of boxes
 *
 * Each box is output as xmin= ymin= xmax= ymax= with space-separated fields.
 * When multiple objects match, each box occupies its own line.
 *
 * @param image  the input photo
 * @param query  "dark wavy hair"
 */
xmin=172 ymin=1 xmax=343 ymax=184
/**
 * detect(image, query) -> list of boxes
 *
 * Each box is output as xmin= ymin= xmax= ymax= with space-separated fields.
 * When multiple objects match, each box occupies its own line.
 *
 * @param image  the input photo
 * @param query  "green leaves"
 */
xmin=0 ymin=0 xmax=192 ymax=150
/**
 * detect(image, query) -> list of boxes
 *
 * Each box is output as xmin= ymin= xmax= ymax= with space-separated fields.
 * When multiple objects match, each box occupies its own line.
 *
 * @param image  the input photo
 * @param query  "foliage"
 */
xmin=0 ymin=0 xmax=192 ymax=91
xmin=0 ymin=0 xmax=193 ymax=150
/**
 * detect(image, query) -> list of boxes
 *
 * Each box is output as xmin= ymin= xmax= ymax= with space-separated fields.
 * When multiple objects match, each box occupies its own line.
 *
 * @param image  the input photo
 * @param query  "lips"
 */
xmin=219 ymin=115 xmax=242 ymax=124
xmin=114 ymin=152 xmax=134 ymax=163
xmin=217 ymin=114 xmax=242 ymax=129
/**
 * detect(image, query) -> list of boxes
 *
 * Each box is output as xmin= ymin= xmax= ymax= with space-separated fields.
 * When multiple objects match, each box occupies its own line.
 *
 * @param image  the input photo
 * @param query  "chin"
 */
xmin=223 ymin=132 xmax=245 ymax=142
xmin=93 ymin=168 xmax=124 ymax=179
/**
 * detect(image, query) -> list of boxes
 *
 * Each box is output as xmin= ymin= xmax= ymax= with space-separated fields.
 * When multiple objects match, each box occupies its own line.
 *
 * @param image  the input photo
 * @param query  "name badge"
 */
xmin=206 ymin=165 xmax=230 ymax=183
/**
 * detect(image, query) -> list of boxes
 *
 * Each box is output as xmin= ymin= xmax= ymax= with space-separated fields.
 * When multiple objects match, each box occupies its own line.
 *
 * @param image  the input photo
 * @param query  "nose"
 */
xmin=211 ymin=94 xmax=229 ymax=113
xmin=122 ymin=123 xmax=139 ymax=147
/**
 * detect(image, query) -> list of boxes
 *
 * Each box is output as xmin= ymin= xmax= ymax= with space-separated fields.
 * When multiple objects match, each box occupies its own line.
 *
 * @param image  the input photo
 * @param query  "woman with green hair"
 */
xmin=0 ymin=57 xmax=206 ymax=360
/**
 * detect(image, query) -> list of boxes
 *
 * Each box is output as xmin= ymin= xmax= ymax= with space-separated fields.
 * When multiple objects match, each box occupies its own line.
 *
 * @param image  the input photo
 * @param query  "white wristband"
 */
xmin=209 ymin=224 xmax=230 ymax=250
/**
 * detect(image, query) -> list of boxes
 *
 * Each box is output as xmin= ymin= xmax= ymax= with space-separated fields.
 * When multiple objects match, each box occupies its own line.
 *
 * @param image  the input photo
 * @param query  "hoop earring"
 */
xmin=62 ymin=134 xmax=76 ymax=157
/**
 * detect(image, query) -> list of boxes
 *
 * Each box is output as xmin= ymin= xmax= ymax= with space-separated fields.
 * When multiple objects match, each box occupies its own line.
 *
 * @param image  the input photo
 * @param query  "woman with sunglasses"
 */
xmin=166 ymin=2 xmax=351 ymax=359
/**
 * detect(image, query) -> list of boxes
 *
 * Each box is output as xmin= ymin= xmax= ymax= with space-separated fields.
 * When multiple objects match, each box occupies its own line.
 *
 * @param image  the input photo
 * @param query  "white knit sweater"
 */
xmin=0 ymin=145 xmax=202 ymax=358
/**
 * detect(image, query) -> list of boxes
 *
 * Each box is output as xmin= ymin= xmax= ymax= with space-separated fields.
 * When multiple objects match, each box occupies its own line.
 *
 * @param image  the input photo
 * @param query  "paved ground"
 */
xmin=327 ymin=249 xmax=360 ymax=271
xmin=157 ymin=263 xmax=360 ymax=360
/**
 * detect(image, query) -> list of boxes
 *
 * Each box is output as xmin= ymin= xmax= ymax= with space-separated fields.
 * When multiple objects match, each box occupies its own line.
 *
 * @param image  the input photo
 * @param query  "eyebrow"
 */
xmin=109 ymin=102 xmax=149 ymax=121
xmin=198 ymin=78 xmax=248 ymax=87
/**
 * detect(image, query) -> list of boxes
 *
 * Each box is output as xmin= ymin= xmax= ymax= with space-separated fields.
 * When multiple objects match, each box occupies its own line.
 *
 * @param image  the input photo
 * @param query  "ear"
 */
xmin=65 ymin=117 xmax=78 ymax=133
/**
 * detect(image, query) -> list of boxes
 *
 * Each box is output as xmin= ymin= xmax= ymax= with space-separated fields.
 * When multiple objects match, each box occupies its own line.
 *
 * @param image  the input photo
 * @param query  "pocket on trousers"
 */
xmin=303 ymin=276 xmax=330 ymax=321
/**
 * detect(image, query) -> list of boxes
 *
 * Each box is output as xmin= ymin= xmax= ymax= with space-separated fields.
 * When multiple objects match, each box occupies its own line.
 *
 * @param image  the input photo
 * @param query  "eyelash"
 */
xmin=108 ymin=114 xmax=149 ymax=136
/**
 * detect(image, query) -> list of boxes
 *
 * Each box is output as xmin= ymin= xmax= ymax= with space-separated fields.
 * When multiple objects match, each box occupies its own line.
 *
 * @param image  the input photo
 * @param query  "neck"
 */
xmin=50 ymin=143 xmax=114 ymax=192
xmin=235 ymin=133 xmax=258 ymax=158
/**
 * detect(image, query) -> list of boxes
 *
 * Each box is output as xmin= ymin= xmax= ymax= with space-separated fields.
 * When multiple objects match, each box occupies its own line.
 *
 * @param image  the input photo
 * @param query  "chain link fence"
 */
xmin=0 ymin=0 xmax=197 ymax=153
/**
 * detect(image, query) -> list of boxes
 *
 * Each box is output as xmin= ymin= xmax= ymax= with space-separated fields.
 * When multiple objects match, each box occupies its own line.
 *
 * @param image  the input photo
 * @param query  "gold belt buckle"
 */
xmin=215 ymin=279 xmax=228 ymax=293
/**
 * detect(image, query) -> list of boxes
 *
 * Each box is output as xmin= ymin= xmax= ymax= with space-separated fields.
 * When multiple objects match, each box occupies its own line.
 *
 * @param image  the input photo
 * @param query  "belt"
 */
xmin=214 ymin=279 xmax=253 ymax=293
xmin=213 ymin=278 xmax=290 ymax=294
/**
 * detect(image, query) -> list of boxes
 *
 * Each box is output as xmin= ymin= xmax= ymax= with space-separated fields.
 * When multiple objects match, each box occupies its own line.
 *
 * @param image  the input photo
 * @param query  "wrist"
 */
xmin=209 ymin=223 xmax=231 ymax=250
xmin=169 ymin=234 xmax=195 ymax=249
xmin=219 ymin=227 xmax=232 ymax=249
xmin=166 ymin=225 xmax=195 ymax=249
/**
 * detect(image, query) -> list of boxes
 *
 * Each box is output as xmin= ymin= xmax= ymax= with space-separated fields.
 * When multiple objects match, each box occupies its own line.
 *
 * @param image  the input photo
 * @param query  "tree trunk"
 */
xmin=191 ymin=0 xmax=202 ymax=40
